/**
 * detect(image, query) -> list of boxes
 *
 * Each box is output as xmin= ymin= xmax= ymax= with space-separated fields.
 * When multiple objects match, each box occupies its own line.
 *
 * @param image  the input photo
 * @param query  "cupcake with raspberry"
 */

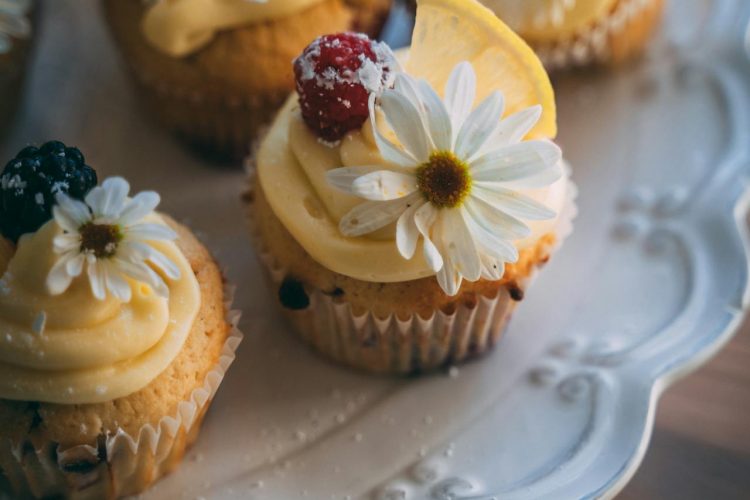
xmin=0 ymin=142 xmax=241 ymax=498
xmin=481 ymin=0 xmax=664 ymax=69
xmin=0 ymin=1 xmax=36 ymax=136
xmin=247 ymin=0 xmax=576 ymax=374
xmin=103 ymin=0 xmax=394 ymax=161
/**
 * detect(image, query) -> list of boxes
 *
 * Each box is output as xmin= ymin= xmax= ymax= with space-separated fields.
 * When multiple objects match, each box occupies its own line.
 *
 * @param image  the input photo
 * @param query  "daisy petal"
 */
xmin=417 ymin=79 xmax=453 ymax=151
xmin=351 ymin=170 xmax=418 ymax=201
xmin=393 ymin=73 xmax=423 ymax=115
xmin=87 ymin=259 xmax=107 ymax=301
xmin=117 ymin=259 xmax=169 ymax=298
xmin=455 ymin=91 xmax=505 ymax=161
xmin=500 ymin=162 xmax=564 ymax=189
xmin=396 ymin=199 xmax=424 ymax=259
xmin=444 ymin=62 xmax=476 ymax=134
xmin=53 ymin=195 xmax=90 ymax=230
xmin=369 ymin=95 xmax=417 ymax=168
xmin=462 ymin=207 xmax=519 ymax=262
xmin=470 ymin=140 xmax=562 ymax=184
xmin=436 ymin=254 xmax=462 ymax=296
xmin=339 ymin=193 xmax=420 ymax=237
xmin=380 ymin=90 xmax=431 ymax=163
xmin=120 ymin=191 xmax=161 ymax=226
xmin=489 ymin=105 xmax=542 ymax=148
xmin=414 ymin=203 xmax=443 ymax=272
xmin=86 ymin=177 xmax=130 ymax=220
xmin=146 ymin=247 xmax=182 ymax=280
xmin=126 ymin=223 xmax=178 ymax=242
xmin=46 ymin=254 xmax=76 ymax=295
xmin=326 ymin=166 xmax=383 ymax=194
xmin=103 ymin=261 xmax=132 ymax=302
xmin=442 ymin=208 xmax=480 ymax=282
xmin=126 ymin=241 xmax=181 ymax=280
xmin=479 ymin=252 xmax=505 ymax=281
xmin=465 ymin=197 xmax=531 ymax=240
xmin=473 ymin=185 xmax=556 ymax=220
xmin=53 ymin=233 xmax=80 ymax=254
xmin=65 ymin=253 xmax=85 ymax=277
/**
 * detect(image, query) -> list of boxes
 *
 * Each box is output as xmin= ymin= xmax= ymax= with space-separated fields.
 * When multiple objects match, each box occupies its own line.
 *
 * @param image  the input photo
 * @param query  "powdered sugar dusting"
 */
xmin=295 ymin=33 xmax=396 ymax=95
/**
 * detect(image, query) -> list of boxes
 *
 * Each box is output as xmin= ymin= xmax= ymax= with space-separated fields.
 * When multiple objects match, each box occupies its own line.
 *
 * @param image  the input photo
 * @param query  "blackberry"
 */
xmin=0 ymin=141 xmax=97 ymax=243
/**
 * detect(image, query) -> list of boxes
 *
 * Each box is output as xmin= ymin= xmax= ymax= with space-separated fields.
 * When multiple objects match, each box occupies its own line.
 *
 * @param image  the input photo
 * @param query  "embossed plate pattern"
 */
xmin=1 ymin=0 xmax=749 ymax=498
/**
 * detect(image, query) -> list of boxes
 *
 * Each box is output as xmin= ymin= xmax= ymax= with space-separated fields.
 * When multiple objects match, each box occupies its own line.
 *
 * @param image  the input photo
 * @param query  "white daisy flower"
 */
xmin=46 ymin=177 xmax=181 ymax=302
xmin=326 ymin=61 xmax=563 ymax=296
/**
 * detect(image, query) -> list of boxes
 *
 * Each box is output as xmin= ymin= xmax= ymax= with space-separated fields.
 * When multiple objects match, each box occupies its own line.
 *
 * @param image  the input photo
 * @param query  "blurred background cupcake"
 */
xmin=0 ymin=0 xmax=35 ymax=138
xmin=247 ymin=0 xmax=576 ymax=374
xmin=103 ymin=0 xmax=394 ymax=162
xmin=480 ymin=0 xmax=665 ymax=70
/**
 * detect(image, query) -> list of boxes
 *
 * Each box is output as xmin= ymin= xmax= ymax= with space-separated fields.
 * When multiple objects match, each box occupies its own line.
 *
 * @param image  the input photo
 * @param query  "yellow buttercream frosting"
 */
xmin=256 ymin=96 xmax=569 ymax=283
xmin=0 ymin=216 xmax=201 ymax=404
xmin=142 ymin=0 xmax=327 ymax=57
xmin=483 ymin=0 xmax=618 ymax=41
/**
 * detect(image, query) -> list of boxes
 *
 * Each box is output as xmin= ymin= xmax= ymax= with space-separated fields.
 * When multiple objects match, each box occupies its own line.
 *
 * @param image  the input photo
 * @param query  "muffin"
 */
xmin=246 ymin=0 xmax=576 ymax=374
xmin=103 ymin=0 xmax=394 ymax=161
xmin=0 ymin=141 xmax=241 ymax=498
xmin=481 ymin=0 xmax=665 ymax=69
xmin=0 ymin=1 xmax=35 ymax=137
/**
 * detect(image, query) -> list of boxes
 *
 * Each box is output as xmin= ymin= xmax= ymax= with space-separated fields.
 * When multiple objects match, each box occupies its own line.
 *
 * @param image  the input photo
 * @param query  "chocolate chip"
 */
xmin=508 ymin=285 xmax=524 ymax=301
xmin=279 ymin=277 xmax=310 ymax=310
xmin=325 ymin=287 xmax=344 ymax=298
xmin=61 ymin=460 xmax=100 ymax=474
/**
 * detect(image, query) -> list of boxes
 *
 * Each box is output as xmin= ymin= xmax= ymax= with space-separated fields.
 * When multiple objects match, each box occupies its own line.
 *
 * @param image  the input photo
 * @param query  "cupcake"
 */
xmin=0 ymin=1 xmax=35 ymax=137
xmin=0 ymin=142 xmax=241 ymax=498
xmin=246 ymin=0 xmax=576 ymax=374
xmin=103 ymin=0 xmax=394 ymax=161
xmin=481 ymin=0 xmax=665 ymax=69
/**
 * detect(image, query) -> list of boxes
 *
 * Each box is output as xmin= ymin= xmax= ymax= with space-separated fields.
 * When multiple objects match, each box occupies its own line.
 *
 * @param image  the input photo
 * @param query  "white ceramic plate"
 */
xmin=2 ymin=0 xmax=749 ymax=498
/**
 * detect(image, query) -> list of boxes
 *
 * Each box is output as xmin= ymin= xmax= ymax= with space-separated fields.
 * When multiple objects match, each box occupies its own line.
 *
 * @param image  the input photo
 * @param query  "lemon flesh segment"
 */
xmin=406 ymin=0 xmax=557 ymax=139
xmin=483 ymin=0 xmax=619 ymax=41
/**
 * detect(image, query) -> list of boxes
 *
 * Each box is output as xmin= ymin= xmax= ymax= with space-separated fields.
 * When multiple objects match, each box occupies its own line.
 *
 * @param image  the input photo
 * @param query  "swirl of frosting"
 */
xmin=484 ymin=0 xmax=617 ymax=40
xmin=142 ymin=0 xmax=326 ymax=57
xmin=0 ymin=0 xmax=32 ymax=54
xmin=0 ymin=216 xmax=200 ymax=404
xmin=256 ymin=96 xmax=570 ymax=283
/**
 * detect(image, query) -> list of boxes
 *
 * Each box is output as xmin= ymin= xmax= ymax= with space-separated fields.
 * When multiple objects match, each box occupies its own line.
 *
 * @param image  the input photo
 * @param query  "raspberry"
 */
xmin=294 ymin=33 xmax=396 ymax=142
xmin=0 ymin=141 xmax=97 ymax=243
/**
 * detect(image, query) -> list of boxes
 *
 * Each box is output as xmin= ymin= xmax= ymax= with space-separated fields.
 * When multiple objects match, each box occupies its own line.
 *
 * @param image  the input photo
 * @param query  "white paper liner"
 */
xmin=0 ymin=284 xmax=243 ymax=499
xmin=247 ymin=163 xmax=577 ymax=375
xmin=533 ymin=0 xmax=661 ymax=70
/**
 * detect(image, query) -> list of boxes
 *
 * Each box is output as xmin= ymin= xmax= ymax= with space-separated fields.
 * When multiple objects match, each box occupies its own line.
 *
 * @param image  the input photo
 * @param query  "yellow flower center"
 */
xmin=416 ymin=151 xmax=472 ymax=208
xmin=79 ymin=223 xmax=122 ymax=258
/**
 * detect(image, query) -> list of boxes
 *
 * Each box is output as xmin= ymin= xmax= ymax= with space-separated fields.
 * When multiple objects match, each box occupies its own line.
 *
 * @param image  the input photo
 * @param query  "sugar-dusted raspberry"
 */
xmin=294 ymin=32 xmax=397 ymax=142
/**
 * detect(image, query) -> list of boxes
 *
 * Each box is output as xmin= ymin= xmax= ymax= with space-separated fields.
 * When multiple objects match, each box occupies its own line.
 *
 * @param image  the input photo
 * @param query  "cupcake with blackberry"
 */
xmin=482 ymin=0 xmax=665 ymax=69
xmin=247 ymin=0 xmax=576 ymax=374
xmin=0 ymin=1 xmax=36 ymax=136
xmin=0 ymin=142 xmax=241 ymax=498
xmin=103 ymin=0 xmax=394 ymax=161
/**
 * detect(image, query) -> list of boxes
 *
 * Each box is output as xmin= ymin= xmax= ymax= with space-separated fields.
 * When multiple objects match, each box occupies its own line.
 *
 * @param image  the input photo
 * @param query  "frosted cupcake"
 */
xmin=0 ymin=141 xmax=241 ymax=498
xmin=0 ymin=1 xmax=35 ymax=136
xmin=482 ymin=0 xmax=665 ymax=69
xmin=103 ymin=0 xmax=394 ymax=161
xmin=247 ymin=0 xmax=576 ymax=374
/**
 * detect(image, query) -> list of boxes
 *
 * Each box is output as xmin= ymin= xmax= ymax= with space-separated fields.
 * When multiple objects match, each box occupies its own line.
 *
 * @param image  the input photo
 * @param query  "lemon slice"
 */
xmin=406 ymin=0 xmax=557 ymax=139
xmin=482 ymin=0 xmax=618 ymax=41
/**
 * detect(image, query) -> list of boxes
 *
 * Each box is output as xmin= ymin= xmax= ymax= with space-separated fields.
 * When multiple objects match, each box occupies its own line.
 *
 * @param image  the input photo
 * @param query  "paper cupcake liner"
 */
xmin=0 ymin=284 xmax=243 ymax=499
xmin=247 ymin=163 xmax=577 ymax=375
xmin=534 ymin=0 xmax=664 ymax=70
